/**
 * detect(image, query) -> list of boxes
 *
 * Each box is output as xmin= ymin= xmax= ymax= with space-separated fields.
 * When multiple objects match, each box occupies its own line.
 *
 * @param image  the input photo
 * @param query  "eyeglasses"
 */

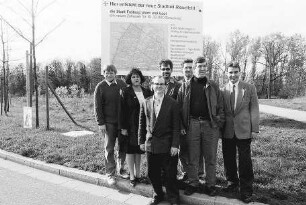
xmin=160 ymin=68 xmax=171 ymax=71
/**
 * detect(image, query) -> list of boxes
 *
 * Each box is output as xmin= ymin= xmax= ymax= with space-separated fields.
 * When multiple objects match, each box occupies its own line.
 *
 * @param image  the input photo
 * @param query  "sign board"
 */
xmin=101 ymin=0 xmax=203 ymax=76
xmin=23 ymin=107 xmax=32 ymax=128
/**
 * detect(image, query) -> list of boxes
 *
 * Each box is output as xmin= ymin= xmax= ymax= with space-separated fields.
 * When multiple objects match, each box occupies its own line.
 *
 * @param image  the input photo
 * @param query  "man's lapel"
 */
xmin=149 ymin=98 xmax=156 ymax=130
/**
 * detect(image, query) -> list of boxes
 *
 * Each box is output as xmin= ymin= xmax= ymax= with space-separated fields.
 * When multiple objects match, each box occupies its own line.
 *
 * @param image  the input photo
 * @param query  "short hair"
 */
xmin=152 ymin=75 xmax=165 ymax=84
xmin=181 ymin=58 xmax=193 ymax=67
xmin=102 ymin=64 xmax=117 ymax=74
xmin=194 ymin=56 xmax=206 ymax=64
xmin=125 ymin=68 xmax=145 ymax=85
xmin=159 ymin=59 xmax=173 ymax=70
xmin=227 ymin=61 xmax=240 ymax=72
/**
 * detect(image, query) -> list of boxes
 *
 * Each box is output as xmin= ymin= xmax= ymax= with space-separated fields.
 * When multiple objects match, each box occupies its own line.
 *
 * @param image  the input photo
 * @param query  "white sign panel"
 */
xmin=101 ymin=0 xmax=203 ymax=75
xmin=23 ymin=107 xmax=32 ymax=128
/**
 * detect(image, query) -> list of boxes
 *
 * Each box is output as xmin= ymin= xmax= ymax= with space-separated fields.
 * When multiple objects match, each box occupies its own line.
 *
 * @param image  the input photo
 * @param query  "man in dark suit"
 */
xmin=139 ymin=76 xmax=180 ymax=205
xmin=221 ymin=62 xmax=259 ymax=203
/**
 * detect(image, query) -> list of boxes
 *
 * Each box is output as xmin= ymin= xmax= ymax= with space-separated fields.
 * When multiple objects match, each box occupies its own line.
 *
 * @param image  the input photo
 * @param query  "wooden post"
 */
xmin=26 ymin=50 xmax=32 ymax=107
xmin=0 ymin=77 xmax=3 ymax=115
xmin=45 ymin=66 xmax=49 ymax=130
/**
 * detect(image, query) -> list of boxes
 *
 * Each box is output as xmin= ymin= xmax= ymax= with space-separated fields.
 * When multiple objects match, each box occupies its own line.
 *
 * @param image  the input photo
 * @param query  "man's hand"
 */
xmin=181 ymin=129 xmax=186 ymax=135
xmin=140 ymin=144 xmax=145 ymax=151
xmin=99 ymin=125 xmax=106 ymax=134
xmin=121 ymin=129 xmax=128 ymax=136
xmin=170 ymin=147 xmax=179 ymax=156
xmin=251 ymin=132 xmax=259 ymax=141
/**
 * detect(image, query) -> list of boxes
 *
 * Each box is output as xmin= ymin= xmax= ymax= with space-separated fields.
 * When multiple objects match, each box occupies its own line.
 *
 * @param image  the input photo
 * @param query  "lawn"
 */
xmin=259 ymin=96 xmax=306 ymax=111
xmin=0 ymin=96 xmax=305 ymax=205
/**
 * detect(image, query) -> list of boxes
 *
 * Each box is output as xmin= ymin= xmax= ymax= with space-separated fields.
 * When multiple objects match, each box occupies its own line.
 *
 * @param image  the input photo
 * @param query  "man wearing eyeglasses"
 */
xmin=177 ymin=56 xmax=224 ymax=196
xmin=159 ymin=59 xmax=181 ymax=100
xmin=139 ymin=76 xmax=180 ymax=205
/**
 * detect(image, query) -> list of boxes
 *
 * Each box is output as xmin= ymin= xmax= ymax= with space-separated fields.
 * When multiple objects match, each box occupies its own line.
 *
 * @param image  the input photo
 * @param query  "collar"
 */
xmin=153 ymin=94 xmax=164 ymax=102
xmin=190 ymin=76 xmax=211 ymax=88
xmin=105 ymin=79 xmax=117 ymax=86
xmin=229 ymin=80 xmax=239 ymax=88
xmin=165 ymin=77 xmax=175 ymax=85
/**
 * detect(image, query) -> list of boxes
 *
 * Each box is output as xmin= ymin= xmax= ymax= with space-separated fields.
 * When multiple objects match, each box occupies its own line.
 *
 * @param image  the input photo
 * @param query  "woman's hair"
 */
xmin=125 ymin=68 xmax=146 ymax=85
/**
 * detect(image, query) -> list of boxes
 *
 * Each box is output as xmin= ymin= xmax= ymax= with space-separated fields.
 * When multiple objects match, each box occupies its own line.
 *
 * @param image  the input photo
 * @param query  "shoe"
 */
xmin=118 ymin=169 xmax=129 ymax=179
xmin=178 ymin=173 xmax=188 ymax=181
xmin=241 ymin=193 xmax=253 ymax=203
xmin=222 ymin=183 xmax=239 ymax=193
xmin=149 ymin=194 xmax=164 ymax=205
xmin=129 ymin=179 xmax=136 ymax=187
xmin=136 ymin=176 xmax=150 ymax=184
xmin=184 ymin=185 xmax=197 ymax=196
xmin=106 ymin=175 xmax=116 ymax=186
xmin=170 ymin=202 xmax=180 ymax=205
xmin=205 ymin=186 xmax=217 ymax=196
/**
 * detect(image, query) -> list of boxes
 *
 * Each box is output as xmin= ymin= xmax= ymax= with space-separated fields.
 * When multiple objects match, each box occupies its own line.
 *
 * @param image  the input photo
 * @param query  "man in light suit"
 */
xmin=221 ymin=62 xmax=259 ymax=203
xmin=139 ymin=76 xmax=180 ymax=205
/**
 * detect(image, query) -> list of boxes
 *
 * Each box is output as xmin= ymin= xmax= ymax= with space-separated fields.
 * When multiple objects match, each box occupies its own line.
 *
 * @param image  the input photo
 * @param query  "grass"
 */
xmin=259 ymin=96 xmax=306 ymax=111
xmin=0 ymin=96 xmax=305 ymax=205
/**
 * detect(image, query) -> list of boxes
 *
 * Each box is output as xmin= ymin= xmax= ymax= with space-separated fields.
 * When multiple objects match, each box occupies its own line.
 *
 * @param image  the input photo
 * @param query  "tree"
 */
xmin=226 ymin=30 xmax=250 ymax=80
xmin=88 ymin=57 xmax=102 ymax=93
xmin=284 ymin=34 xmax=306 ymax=97
xmin=0 ymin=0 xmax=64 ymax=127
xmin=260 ymin=33 xmax=287 ymax=98
xmin=77 ymin=62 xmax=90 ymax=92
xmin=248 ymin=37 xmax=262 ymax=83
xmin=9 ymin=64 xmax=26 ymax=96
xmin=203 ymin=36 xmax=222 ymax=83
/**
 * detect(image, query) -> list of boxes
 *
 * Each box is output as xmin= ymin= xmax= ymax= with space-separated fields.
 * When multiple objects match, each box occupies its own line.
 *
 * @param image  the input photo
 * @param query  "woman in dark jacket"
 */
xmin=120 ymin=68 xmax=152 ymax=187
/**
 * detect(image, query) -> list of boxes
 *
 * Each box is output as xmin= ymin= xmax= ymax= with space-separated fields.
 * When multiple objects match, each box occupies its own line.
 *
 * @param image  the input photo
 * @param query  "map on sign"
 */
xmin=110 ymin=22 xmax=168 ymax=72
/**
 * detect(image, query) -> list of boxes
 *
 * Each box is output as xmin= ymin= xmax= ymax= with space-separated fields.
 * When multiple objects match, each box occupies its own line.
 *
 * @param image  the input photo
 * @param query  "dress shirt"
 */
xmin=153 ymin=94 xmax=164 ymax=118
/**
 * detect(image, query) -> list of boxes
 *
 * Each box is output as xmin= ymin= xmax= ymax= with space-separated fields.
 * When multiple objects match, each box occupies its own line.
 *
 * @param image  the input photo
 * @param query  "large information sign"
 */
xmin=101 ymin=0 xmax=203 ymax=75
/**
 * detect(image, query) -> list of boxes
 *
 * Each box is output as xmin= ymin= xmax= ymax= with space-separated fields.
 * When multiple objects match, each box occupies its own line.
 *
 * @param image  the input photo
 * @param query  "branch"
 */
xmin=37 ymin=0 xmax=56 ymax=16
xmin=0 ymin=15 xmax=31 ymax=43
xmin=16 ymin=0 xmax=32 ymax=15
xmin=0 ymin=4 xmax=32 ymax=27
xmin=35 ymin=19 xmax=65 ymax=47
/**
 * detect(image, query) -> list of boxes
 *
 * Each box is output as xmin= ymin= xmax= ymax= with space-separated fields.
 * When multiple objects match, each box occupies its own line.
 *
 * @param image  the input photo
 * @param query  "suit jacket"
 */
xmin=138 ymin=95 xmax=180 ymax=154
xmin=119 ymin=86 xmax=152 ymax=146
xmin=221 ymin=81 xmax=259 ymax=139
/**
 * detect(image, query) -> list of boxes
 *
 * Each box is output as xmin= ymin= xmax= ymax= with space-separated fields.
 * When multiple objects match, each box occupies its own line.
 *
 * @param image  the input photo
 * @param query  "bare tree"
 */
xmin=226 ymin=30 xmax=250 ymax=80
xmin=0 ymin=0 xmax=64 ymax=127
xmin=260 ymin=33 xmax=287 ymax=98
xmin=249 ymin=37 xmax=262 ymax=83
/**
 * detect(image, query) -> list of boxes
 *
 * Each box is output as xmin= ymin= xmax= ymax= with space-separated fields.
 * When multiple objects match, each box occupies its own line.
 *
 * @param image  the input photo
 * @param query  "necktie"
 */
xmin=230 ymin=85 xmax=235 ymax=112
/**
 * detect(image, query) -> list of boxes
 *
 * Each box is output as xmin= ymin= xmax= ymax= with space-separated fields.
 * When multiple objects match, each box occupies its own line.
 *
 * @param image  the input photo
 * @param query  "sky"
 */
xmin=0 ymin=0 xmax=306 ymax=65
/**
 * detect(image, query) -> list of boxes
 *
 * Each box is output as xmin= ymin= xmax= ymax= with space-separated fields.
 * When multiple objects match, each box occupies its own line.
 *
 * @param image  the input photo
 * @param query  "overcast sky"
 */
xmin=1 ymin=0 xmax=306 ymax=65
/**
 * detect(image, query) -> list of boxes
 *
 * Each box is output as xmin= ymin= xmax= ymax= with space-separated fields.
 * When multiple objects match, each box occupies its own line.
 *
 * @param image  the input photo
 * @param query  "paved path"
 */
xmin=259 ymin=104 xmax=306 ymax=123
xmin=0 ymin=158 xmax=151 ymax=205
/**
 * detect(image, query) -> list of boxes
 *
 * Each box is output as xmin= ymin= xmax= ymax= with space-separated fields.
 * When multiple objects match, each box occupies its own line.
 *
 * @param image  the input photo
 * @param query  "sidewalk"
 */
xmin=259 ymin=104 xmax=306 ymax=123
xmin=0 ymin=149 xmax=265 ymax=205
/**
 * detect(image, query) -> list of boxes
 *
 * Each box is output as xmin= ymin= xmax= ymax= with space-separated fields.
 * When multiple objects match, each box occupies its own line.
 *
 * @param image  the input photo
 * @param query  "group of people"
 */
xmin=94 ymin=57 xmax=259 ymax=205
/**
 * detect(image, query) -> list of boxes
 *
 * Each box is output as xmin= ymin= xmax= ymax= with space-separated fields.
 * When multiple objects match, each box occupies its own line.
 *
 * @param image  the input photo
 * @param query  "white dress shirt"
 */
xmin=153 ymin=95 xmax=164 ymax=118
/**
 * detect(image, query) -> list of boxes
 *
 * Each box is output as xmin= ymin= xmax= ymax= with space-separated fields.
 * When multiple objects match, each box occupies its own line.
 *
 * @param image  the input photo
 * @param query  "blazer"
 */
xmin=119 ymin=86 xmax=152 ymax=146
xmin=221 ymin=81 xmax=259 ymax=139
xmin=138 ymin=95 xmax=180 ymax=154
